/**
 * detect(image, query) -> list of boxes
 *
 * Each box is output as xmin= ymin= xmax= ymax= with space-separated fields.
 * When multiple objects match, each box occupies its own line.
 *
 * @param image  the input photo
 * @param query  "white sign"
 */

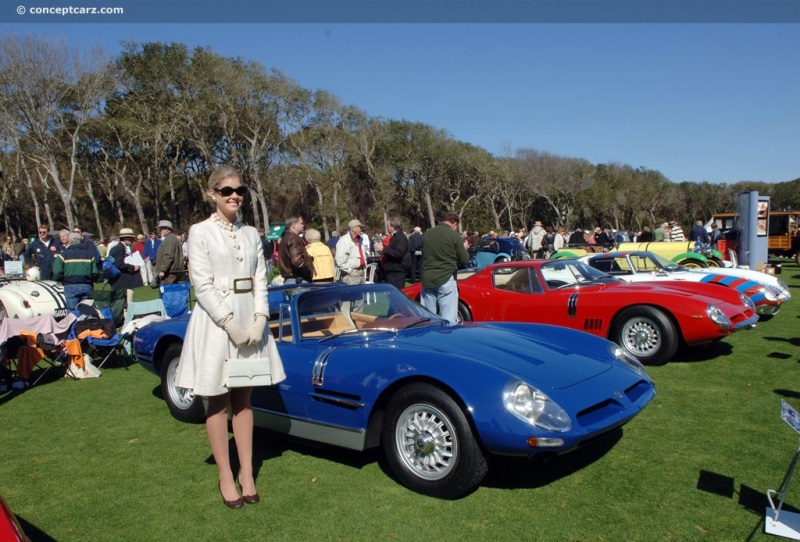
xmin=3 ymin=261 xmax=23 ymax=276
xmin=782 ymin=400 xmax=800 ymax=434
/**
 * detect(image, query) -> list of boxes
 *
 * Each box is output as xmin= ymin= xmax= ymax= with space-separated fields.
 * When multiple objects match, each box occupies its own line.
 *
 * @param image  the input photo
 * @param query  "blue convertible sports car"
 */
xmin=134 ymin=283 xmax=655 ymax=498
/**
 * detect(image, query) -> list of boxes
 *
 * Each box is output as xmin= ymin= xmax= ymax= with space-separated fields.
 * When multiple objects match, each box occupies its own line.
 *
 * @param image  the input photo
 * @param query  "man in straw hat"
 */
xmin=154 ymin=219 xmax=184 ymax=285
xmin=108 ymin=227 xmax=143 ymax=305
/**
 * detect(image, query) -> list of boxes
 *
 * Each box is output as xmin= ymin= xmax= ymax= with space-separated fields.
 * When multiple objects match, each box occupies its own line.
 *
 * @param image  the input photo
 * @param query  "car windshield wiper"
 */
xmin=402 ymin=317 xmax=433 ymax=329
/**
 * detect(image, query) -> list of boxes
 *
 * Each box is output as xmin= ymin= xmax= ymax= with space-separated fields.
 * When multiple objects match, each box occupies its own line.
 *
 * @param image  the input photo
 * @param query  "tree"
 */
xmin=0 ymin=34 xmax=114 ymax=229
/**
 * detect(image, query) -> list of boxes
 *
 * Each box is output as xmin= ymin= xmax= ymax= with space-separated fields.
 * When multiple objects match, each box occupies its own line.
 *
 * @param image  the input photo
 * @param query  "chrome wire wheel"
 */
xmin=165 ymin=357 xmax=195 ymax=411
xmin=620 ymin=316 xmax=661 ymax=357
xmin=160 ymin=343 xmax=205 ymax=423
xmin=394 ymin=403 xmax=458 ymax=481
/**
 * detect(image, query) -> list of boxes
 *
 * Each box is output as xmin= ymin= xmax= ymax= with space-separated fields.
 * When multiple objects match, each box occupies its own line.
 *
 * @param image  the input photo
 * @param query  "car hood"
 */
xmin=395 ymin=322 xmax=616 ymax=390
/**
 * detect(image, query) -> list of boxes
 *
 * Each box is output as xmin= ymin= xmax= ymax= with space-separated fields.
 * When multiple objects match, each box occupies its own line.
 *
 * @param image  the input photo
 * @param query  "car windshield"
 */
xmin=293 ymin=284 xmax=443 ymax=340
xmin=540 ymin=260 xmax=613 ymax=289
xmin=642 ymin=252 xmax=680 ymax=271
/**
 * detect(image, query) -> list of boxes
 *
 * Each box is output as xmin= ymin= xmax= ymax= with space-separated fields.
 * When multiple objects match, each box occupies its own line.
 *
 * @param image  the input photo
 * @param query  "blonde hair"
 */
xmin=207 ymin=165 xmax=242 ymax=203
xmin=304 ymin=228 xmax=321 ymax=244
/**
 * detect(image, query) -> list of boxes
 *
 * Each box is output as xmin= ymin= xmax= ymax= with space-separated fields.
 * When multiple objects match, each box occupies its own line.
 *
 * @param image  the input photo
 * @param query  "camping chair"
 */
xmin=89 ymin=284 xmax=127 ymax=327
xmin=13 ymin=331 xmax=79 ymax=387
xmin=120 ymin=299 xmax=168 ymax=356
xmin=72 ymin=307 xmax=126 ymax=370
xmin=160 ymin=282 xmax=191 ymax=318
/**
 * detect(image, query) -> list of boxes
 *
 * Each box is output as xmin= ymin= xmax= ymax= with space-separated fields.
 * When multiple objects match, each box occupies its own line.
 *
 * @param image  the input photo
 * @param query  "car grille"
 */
xmin=575 ymin=380 xmax=653 ymax=427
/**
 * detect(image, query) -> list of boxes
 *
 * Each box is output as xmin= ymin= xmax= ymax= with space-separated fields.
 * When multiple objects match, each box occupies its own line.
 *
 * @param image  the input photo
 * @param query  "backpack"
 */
xmin=101 ymin=257 xmax=121 ymax=280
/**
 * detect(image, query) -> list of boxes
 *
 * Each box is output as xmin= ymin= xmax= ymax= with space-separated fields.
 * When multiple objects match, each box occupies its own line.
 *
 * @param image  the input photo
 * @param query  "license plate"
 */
xmin=54 ymin=308 xmax=68 ymax=320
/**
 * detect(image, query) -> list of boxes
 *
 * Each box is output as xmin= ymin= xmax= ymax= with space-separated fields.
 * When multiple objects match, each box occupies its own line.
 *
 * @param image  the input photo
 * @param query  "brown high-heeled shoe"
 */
xmin=219 ymin=481 xmax=244 ymax=509
xmin=238 ymin=477 xmax=260 ymax=504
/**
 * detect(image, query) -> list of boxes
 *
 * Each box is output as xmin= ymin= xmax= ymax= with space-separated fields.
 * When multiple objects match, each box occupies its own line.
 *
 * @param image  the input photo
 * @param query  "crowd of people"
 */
xmin=0 ymin=221 xmax=188 ymax=313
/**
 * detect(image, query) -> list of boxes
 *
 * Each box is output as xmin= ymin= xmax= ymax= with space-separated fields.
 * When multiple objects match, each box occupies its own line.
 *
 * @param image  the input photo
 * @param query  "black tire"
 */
xmin=160 ymin=343 xmax=205 ymax=423
xmin=456 ymin=301 xmax=472 ymax=323
xmin=707 ymin=258 xmax=722 ymax=268
xmin=611 ymin=306 xmax=678 ymax=366
xmin=382 ymin=383 xmax=487 ymax=499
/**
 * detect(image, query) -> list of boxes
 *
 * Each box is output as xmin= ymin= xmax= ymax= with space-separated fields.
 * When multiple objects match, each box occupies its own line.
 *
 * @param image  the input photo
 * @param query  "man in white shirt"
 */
xmin=335 ymin=219 xmax=368 ymax=285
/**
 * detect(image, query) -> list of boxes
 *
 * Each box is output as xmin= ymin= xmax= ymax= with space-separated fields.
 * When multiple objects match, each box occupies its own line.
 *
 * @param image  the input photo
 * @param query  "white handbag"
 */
xmin=223 ymin=357 xmax=273 ymax=388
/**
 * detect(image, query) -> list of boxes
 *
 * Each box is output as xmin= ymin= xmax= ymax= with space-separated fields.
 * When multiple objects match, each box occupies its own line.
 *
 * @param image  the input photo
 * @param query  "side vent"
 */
xmin=582 ymin=318 xmax=603 ymax=332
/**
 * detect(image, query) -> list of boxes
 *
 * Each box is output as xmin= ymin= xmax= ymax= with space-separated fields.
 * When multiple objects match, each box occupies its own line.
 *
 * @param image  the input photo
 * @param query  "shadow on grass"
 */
xmin=16 ymin=515 xmax=57 ymax=542
xmin=671 ymin=341 xmax=734 ymax=363
xmin=696 ymin=470 xmax=800 ymax=515
xmin=763 ymin=336 xmax=800 ymax=348
xmin=480 ymin=427 xmax=623 ymax=491
xmin=774 ymin=389 xmax=800 ymax=399
xmin=767 ymin=352 xmax=793 ymax=360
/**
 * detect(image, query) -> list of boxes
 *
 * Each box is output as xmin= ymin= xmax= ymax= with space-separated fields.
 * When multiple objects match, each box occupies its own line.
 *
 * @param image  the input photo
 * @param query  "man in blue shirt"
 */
xmin=26 ymin=224 xmax=63 ymax=280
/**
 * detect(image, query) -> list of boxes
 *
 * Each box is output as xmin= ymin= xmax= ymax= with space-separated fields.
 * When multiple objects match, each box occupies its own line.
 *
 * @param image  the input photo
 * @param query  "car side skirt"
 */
xmin=252 ymin=408 xmax=367 ymax=451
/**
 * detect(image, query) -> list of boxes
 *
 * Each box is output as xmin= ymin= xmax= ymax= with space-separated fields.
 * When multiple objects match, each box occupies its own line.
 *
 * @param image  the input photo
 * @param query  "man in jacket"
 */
xmin=278 ymin=216 xmax=314 ymax=284
xmin=381 ymin=217 xmax=410 ymax=290
xmin=421 ymin=212 xmax=470 ymax=324
xmin=335 ymin=219 xmax=369 ymax=286
xmin=154 ymin=220 xmax=184 ymax=285
xmin=525 ymin=221 xmax=546 ymax=259
xmin=26 ymin=224 xmax=63 ymax=280
xmin=407 ymin=226 xmax=423 ymax=283
xmin=52 ymin=232 xmax=99 ymax=310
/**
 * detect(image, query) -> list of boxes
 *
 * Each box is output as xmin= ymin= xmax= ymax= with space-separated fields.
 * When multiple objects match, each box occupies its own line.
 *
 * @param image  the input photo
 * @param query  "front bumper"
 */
xmin=733 ymin=314 xmax=759 ymax=330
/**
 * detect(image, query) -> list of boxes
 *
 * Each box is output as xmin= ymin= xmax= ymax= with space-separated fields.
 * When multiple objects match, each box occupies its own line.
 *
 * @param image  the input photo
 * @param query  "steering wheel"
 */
xmin=546 ymin=280 xmax=567 ymax=289
xmin=387 ymin=312 xmax=404 ymax=320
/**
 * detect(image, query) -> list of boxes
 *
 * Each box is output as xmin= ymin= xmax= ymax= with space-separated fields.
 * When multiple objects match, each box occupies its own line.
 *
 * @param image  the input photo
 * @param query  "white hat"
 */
xmin=157 ymin=220 xmax=173 ymax=231
xmin=347 ymin=219 xmax=365 ymax=229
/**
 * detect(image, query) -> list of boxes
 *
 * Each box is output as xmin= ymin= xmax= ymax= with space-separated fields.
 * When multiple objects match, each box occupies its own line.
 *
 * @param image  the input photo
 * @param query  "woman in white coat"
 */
xmin=176 ymin=165 xmax=285 ymax=509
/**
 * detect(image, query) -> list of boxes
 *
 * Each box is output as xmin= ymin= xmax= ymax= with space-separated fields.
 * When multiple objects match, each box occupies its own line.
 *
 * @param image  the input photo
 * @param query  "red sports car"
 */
xmin=403 ymin=260 xmax=758 ymax=365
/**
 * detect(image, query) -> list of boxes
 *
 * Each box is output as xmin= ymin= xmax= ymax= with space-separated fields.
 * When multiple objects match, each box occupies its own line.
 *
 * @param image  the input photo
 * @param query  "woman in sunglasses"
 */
xmin=175 ymin=164 xmax=285 ymax=509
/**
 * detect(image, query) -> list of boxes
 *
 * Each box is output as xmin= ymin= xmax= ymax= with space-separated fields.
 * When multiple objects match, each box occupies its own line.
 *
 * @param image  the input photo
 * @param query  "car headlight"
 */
xmin=776 ymin=279 xmax=790 ymax=298
xmin=707 ymin=304 xmax=731 ymax=329
xmin=760 ymin=287 xmax=777 ymax=303
xmin=740 ymin=292 xmax=757 ymax=312
xmin=503 ymin=381 xmax=571 ymax=432
xmin=608 ymin=343 xmax=649 ymax=377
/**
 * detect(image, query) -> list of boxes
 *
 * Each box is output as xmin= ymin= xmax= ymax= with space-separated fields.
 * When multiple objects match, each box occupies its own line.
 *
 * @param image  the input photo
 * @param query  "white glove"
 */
xmin=247 ymin=315 xmax=267 ymax=346
xmin=221 ymin=315 xmax=250 ymax=347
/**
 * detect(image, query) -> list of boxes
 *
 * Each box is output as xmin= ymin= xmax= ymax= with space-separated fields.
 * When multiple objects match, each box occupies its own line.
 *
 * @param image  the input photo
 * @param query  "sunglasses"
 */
xmin=213 ymin=186 xmax=247 ymax=197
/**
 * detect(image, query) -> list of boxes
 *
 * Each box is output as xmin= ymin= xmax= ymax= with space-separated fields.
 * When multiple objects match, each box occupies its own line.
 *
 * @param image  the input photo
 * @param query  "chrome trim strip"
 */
xmin=252 ymin=409 xmax=367 ymax=451
xmin=568 ymin=293 xmax=578 ymax=318
xmin=311 ymin=348 xmax=334 ymax=387
xmin=310 ymin=392 xmax=365 ymax=409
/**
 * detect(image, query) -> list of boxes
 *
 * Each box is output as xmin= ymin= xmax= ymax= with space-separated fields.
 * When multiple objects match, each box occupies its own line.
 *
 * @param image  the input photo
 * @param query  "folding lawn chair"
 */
xmin=72 ymin=307 xmax=126 ymax=370
xmin=119 ymin=299 xmax=168 ymax=356
xmin=14 ymin=332 xmax=77 ymax=387
xmin=160 ymin=282 xmax=191 ymax=318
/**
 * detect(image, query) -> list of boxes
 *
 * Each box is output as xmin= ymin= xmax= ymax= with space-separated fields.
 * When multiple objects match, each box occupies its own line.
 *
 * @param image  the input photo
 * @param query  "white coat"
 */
xmin=175 ymin=217 xmax=285 ymax=397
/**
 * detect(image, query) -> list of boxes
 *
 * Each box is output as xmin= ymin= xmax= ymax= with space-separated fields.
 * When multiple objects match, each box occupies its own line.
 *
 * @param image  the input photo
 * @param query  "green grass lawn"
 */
xmin=2 ymin=264 xmax=800 ymax=541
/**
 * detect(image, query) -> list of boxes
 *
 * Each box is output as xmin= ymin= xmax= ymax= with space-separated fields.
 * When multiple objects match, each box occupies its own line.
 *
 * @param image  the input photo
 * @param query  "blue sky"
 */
xmin=2 ymin=23 xmax=798 ymax=184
